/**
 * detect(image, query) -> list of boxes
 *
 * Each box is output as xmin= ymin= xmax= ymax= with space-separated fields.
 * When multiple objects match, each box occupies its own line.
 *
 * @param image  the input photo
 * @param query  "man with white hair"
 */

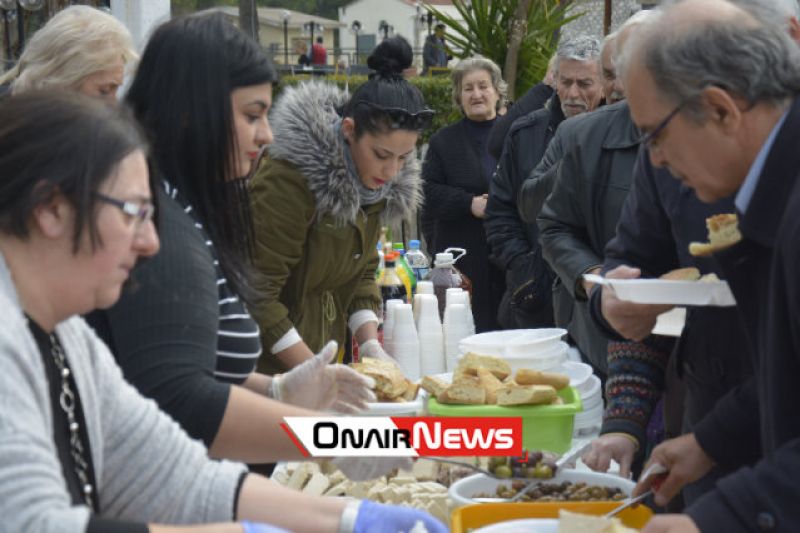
xmin=623 ymin=0 xmax=800 ymax=531
xmin=485 ymin=35 xmax=602 ymax=332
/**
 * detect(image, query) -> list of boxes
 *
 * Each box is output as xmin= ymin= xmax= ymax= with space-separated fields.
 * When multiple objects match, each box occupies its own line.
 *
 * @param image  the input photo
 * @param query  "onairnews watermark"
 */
xmin=281 ymin=417 xmax=523 ymax=457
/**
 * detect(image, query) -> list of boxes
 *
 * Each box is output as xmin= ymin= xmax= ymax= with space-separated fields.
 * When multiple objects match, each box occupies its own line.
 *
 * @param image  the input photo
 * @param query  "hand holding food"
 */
xmin=359 ymin=338 xmax=394 ymax=361
xmin=349 ymin=357 xmax=420 ymax=402
xmin=270 ymin=341 xmax=377 ymax=413
xmin=582 ymin=434 xmax=638 ymax=479
xmin=634 ymin=433 xmax=714 ymax=507
xmin=601 ymin=265 xmax=673 ymax=341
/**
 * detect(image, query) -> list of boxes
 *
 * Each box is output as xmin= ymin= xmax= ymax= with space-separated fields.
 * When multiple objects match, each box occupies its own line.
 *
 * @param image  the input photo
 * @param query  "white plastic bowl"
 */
xmin=458 ymin=329 xmax=567 ymax=358
xmin=361 ymin=396 xmax=423 ymax=416
xmin=449 ymin=470 xmax=635 ymax=508
xmin=559 ymin=362 xmax=595 ymax=393
xmin=456 ymin=345 xmax=568 ymax=373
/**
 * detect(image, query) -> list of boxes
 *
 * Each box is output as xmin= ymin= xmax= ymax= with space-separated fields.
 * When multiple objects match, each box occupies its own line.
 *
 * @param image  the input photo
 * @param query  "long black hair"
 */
xmin=125 ymin=11 xmax=277 ymax=302
xmin=342 ymin=36 xmax=431 ymax=138
xmin=0 ymin=91 xmax=146 ymax=252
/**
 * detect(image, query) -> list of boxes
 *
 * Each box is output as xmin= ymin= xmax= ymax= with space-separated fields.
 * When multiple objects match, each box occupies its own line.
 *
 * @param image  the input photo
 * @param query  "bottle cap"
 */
xmin=409 ymin=239 xmax=421 ymax=250
xmin=434 ymin=252 xmax=454 ymax=266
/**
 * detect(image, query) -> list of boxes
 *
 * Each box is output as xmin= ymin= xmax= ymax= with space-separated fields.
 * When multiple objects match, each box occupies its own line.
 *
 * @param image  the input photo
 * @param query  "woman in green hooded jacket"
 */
xmin=250 ymin=37 xmax=432 ymax=373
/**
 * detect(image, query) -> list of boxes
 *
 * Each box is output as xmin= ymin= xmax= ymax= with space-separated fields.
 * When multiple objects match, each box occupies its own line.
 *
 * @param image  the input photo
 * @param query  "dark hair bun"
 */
xmin=367 ymin=36 xmax=412 ymax=78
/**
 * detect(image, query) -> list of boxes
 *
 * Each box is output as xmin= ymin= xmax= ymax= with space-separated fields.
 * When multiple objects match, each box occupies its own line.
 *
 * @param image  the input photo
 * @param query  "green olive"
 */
xmin=494 ymin=465 xmax=513 ymax=479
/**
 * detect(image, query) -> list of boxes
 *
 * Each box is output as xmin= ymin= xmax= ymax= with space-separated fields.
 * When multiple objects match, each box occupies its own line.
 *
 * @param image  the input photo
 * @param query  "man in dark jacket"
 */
xmin=484 ymin=35 xmax=602 ymax=330
xmin=625 ymin=1 xmax=800 ymax=530
xmin=537 ymin=100 xmax=639 ymax=377
xmin=422 ymin=24 xmax=448 ymax=75
xmin=586 ymin=149 xmax=755 ymax=502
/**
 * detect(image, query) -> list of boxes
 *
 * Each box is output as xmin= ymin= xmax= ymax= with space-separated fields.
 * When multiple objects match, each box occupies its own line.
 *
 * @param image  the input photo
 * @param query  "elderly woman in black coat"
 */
xmin=422 ymin=56 xmax=507 ymax=332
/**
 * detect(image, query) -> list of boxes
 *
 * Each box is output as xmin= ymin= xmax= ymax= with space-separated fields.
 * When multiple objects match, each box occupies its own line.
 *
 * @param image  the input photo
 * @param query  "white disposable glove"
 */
xmin=269 ymin=341 xmax=377 ymax=413
xmin=359 ymin=338 xmax=394 ymax=361
xmin=332 ymin=456 xmax=414 ymax=481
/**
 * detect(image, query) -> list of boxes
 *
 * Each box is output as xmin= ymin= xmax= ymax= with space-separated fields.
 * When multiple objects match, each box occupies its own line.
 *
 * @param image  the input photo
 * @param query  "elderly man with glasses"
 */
xmin=617 ymin=0 xmax=800 ymax=531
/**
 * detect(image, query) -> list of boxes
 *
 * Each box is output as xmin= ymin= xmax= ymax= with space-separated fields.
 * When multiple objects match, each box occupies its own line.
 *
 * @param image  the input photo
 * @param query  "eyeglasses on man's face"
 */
xmin=94 ymin=192 xmax=154 ymax=231
xmin=638 ymin=101 xmax=684 ymax=149
xmin=355 ymin=100 xmax=436 ymax=130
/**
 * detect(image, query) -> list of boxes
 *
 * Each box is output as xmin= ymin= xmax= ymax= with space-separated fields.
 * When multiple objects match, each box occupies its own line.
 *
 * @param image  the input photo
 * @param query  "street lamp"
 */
xmin=281 ymin=10 xmax=290 ymax=65
xmin=350 ymin=20 xmax=361 ymax=65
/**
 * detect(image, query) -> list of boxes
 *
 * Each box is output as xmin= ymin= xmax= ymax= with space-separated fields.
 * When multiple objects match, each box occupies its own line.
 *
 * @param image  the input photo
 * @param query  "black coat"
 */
xmin=484 ymin=97 xmax=564 ymax=329
xmin=422 ymin=118 xmax=504 ymax=332
xmin=588 ymin=146 xmax=755 ymax=469
xmin=683 ymin=97 xmax=800 ymax=532
xmin=537 ymin=102 xmax=639 ymax=375
xmin=488 ymin=83 xmax=554 ymax=160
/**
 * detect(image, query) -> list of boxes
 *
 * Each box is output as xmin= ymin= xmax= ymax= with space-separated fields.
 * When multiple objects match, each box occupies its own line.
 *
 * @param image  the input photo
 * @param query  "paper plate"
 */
xmin=584 ymin=274 xmax=736 ymax=307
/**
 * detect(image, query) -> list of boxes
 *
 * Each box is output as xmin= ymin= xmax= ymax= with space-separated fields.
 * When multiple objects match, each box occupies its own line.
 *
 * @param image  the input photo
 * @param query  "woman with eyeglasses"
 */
xmin=249 ymin=36 xmax=433 ymax=372
xmin=422 ymin=56 xmax=507 ymax=333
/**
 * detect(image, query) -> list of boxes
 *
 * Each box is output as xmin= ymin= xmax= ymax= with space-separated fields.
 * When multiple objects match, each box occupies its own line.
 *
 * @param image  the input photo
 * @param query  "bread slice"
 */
xmin=350 ymin=359 xmax=408 ymax=400
xmin=689 ymin=213 xmax=741 ymax=257
xmin=515 ymin=369 xmax=570 ymax=390
xmin=457 ymin=352 xmax=512 ymax=380
xmin=659 ymin=267 xmax=701 ymax=281
xmin=496 ymin=384 xmax=557 ymax=406
xmin=438 ymin=377 xmax=486 ymax=405
xmin=476 ymin=367 xmax=503 ymax=404
xmin=401 ymin=380 xmax=420 ymax=401
xmin=420 ymin=375 xmax=449 ymax=398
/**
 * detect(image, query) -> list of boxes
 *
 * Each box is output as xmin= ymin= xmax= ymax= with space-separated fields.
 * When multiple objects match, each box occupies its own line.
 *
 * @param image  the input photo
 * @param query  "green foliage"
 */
xmin=274 ymin=75 xmax=460 ymax=145
xmin=425 ymin=0 xmax=581 ymax=99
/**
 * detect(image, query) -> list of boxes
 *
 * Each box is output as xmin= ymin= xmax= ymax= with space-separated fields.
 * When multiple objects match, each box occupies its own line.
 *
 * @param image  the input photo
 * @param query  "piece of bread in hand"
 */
xmin=420 ymin=375 xmax=449 ymax=398
xmin=457 ymin=352 xmax=512 ymax=380
xmin=496 ymin=384 xmax=557 ymax=406
xmin=438 ymin=377 xmax=486 ymax=405
xmin=350 ymin=358 xmax=408 ymax=400
xmin=515 ymin=368 xmax=570 ymax=390
xmin=659 ymin=267 xmax=701 ymax=281
xmin=401 ymin=380 xmax=420 ymax=402
xmin=476 ymin=367 xmax=503 ymax=404
xmin=689 ymin=213 xmax=741 ymax=256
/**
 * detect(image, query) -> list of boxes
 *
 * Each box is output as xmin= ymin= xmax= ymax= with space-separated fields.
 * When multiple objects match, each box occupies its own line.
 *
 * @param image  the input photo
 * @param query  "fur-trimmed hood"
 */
xmin=267 ymin=81 xmax=422 ymax=226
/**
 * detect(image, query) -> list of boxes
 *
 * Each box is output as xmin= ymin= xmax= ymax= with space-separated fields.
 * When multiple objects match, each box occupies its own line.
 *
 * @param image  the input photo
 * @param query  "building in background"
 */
xmin=338 ymin=0 xmax=462 ymax=70
xmin=561 ymin=0 xmax=646 ymax=38
xmin=217 ymin=6 xmax=341 ymax=66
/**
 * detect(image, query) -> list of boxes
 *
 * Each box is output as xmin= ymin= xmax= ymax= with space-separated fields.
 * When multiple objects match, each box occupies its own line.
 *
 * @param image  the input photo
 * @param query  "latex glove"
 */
xmin=332 ymin=456 xmax=413 ymax=481
xmin=340 ymin=500 xmax=448 ymax=533
xmin=270 ymin=341 xmax=377 ymax=413
xmin=633 ymin=433 xmax=714 ymax=506
xmin=582 ymin=433 xmax=638 ymax=478
xmin=241 ymin=521 xmax=291 ymax=533
xmin=642 ymin=515 xmax=700 ymax=533
xmin=359 ymin=338 xmax=394 ymax=361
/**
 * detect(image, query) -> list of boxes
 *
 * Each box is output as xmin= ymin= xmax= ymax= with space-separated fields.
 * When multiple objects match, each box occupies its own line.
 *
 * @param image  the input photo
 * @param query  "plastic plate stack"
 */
xmin=457 ymin=328 xmax=568 ymax=371
xmin=560 ymin=362 xmax=603 ymax=435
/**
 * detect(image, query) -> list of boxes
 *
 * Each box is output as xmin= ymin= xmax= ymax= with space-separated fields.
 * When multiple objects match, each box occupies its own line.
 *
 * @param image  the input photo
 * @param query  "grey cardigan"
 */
xmin=0 ymin=253 xmax=247 ymax=532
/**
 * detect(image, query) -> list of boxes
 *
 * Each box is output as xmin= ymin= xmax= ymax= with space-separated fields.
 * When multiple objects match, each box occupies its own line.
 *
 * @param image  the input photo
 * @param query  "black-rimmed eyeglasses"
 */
xmin=638 ymin=102 xmax=684 ymax=149
xmin=95 ymin=192 xmax=154 ymax=230
xmin=355 ymin=100 xmax=436 ymax=130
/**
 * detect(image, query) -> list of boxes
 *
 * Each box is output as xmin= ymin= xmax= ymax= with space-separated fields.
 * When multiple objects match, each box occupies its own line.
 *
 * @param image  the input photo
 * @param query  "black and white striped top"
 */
xmin=164 ymin=183 xmax=262 ymax=384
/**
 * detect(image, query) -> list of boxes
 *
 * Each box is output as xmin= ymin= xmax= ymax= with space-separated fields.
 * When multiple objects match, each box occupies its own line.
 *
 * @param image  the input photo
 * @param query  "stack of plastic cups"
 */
xmin=415 ymin=281 xmax=435 ymax=330
xmin=383 ymin=299 xmax=403 ymax=358
xmin=392 ymin=303 xmax=421 ymax=381
xmin=417 ymin=293 xmax=445 ymax=376
xmin=445 ymin=287 xmax=463 ymax=308
xmin=444 ymin=303 xmax=470 ymax=372
xmin=450 ymin=291 xmax=475 ymax=335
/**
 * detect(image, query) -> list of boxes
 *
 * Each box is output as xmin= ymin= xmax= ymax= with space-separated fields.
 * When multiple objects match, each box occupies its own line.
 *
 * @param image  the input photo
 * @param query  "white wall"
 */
xmin=110 ymin=0 xmax=170 ymax=52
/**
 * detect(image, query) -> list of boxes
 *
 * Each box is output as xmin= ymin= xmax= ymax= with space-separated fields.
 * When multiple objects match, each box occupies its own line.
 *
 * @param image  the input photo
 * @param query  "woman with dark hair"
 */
xmin=250 ymin=36 xmax=433 ymax=372
xmin=0 ymin=89 xmax=303 ymax=533
xmin=85 ymin=12 xmax=422 ymax=487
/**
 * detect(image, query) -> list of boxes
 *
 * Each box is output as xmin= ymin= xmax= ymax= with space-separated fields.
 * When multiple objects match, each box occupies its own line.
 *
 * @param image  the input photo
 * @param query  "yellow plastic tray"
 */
xmin=451 ymin=501 xmax=653 ymax=532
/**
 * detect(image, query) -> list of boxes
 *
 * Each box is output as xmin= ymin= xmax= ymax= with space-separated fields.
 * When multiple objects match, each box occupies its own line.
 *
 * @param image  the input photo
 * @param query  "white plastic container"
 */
xmin=382 ymin=299 xmax=403 ymax=357
xmin=417 ymin=294 xmax=445 ymax=375
xmin=392 ymin=303 xmax=420 ymax=381
xmin=444 ymin=303 xmax=470 ymax=372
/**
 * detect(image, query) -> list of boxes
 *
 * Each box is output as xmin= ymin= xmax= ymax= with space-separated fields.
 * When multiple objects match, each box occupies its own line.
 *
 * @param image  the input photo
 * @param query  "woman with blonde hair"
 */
xmin=0 ymin=5 xmax=137 ymax=102
xmin=422 ymin=55 xmax=507 ymax=332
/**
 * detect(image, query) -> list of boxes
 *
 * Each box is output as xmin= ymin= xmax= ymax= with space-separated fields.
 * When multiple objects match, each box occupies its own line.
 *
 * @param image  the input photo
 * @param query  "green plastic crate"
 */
xmin=426 ymin=386 xmax=582 ymax=454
